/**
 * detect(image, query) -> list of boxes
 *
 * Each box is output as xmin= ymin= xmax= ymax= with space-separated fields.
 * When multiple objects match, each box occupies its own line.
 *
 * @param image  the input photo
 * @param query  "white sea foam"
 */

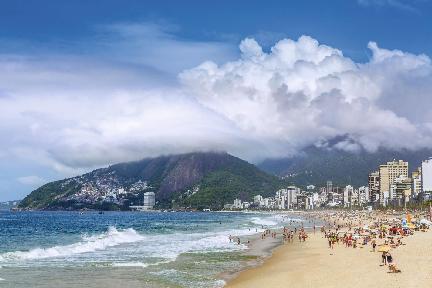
xmin=0 ymin=227 xmax=144 ymax=261
xmin=250 ymin=217 xmax=278 ymax=226
xmin=213 ymin=279 xmax=226 ymax=287
xmin=112 ymin=262 xmax=149 ymax=268
xmin=0 ymin=214 xmax=295 ymax=266
xmin=111 ymin=260 xmax=172 ymax=268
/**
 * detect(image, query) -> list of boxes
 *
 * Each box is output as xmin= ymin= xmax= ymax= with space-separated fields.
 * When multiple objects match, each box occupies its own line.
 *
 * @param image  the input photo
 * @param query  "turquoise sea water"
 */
xmin=0 ymin=211 xmax=306 ymax=287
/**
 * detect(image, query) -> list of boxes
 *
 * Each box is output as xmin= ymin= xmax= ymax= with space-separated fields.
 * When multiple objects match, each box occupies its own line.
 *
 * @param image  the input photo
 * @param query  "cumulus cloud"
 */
xmin=180 ymin=36 xmax=432 ymax=155
xmin=1 ymin=31 xmax=432 ymax=179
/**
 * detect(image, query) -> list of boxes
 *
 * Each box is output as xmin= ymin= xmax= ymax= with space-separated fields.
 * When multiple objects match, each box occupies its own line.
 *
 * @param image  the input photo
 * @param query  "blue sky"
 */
xmin=1 ymin=0 xmax=432 ymax=201
xmin=1 ymin=0 xmax=431 ymax=60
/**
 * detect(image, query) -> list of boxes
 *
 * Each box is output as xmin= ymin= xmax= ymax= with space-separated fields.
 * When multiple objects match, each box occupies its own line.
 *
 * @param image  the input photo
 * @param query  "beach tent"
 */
xmin=419 ymin=219 xmax=432 ymax=227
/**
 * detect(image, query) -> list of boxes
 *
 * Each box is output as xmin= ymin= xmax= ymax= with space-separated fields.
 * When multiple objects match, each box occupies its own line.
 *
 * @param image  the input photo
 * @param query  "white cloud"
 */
xmin=180 ymin=35 xmax=432 ymax=155
xmin=1 ymin=31 xmax=432 ymax=179
xmin=92 ymin=22 xmax=237 ymax=74
xmin=17 ymin=175 xmax=46 ymax=186
xmin=357 ymin=0 xmax=423 ymax=12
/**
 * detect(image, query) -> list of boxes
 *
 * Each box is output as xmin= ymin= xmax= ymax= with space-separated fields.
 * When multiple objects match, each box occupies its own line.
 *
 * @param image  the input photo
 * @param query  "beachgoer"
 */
xmin=382 ymin=252 xmax=387 ymax=265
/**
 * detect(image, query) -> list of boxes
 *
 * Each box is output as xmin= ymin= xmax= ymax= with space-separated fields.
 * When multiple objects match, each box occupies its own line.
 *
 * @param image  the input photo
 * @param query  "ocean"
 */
xmin=0 ymin=211 xmax=308 ymax=287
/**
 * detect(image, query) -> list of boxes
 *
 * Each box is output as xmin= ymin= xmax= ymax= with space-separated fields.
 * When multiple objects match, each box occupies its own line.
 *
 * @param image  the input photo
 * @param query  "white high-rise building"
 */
xmin=412 ymin=167 xmax=422 ymax=197
xmin=358 ymin=186 xmax=369 ymax=206
xmin=253 ymin=195 xmax=263 ymax=206
xmin=343 ymin=185 xmax=353 ymax=207
xmin=421 ymin=158 xmax=432 ymax=196
xmin=143 ymin=192 xmax=155 ymax=210
xmin=286 ymin=186 xmax=299 ymax=209
xmin=233 ymin=199 xmax=242 ymax=209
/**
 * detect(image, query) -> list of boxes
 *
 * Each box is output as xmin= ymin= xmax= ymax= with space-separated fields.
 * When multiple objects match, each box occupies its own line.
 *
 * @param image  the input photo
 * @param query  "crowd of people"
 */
xmin=227 ymin=209 xmax=431 ymax=277
xmin=281 ymin=226 xmax=308 ymax=242
xmin=318 ymin=210 xmax=432 ymax=274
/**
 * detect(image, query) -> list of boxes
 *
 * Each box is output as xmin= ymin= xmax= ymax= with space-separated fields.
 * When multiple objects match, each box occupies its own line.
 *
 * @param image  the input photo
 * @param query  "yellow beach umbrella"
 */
xmin=377 ymin=245 xmax=391 ymax=253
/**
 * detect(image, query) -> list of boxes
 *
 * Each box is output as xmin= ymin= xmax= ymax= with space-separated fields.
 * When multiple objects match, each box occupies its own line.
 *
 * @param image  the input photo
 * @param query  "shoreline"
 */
xmin=219 ymin=212 xmax=320 ymax=286
xmin=225 ymin=211 xmax=432 ymax=288
xmin=219 ymin=228 xmax=285 ymax=284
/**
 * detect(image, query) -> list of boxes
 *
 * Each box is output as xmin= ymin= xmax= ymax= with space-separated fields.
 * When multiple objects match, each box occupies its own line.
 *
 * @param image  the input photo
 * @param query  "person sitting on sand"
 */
xmin=387 ymin=253 xmax=401 ymax=273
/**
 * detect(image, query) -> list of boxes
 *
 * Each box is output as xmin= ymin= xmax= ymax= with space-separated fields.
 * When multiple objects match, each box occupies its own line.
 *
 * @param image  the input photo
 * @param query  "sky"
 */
xmin=1 ymin=0 xmax=432 ymax=201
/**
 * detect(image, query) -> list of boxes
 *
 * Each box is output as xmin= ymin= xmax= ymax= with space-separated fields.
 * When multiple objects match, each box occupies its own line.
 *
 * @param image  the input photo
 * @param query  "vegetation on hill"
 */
xmin=19 ymin=152 xmax=285 ymax=210
xmin=179 ymin=158 xmax=283 ymax=209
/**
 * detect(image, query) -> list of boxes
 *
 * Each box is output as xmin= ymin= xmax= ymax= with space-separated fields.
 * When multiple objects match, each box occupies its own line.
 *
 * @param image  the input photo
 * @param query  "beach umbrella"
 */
xmin=407 ymin=213 xmax=412 ymax=223
xmin=378 ymin=245 xmax=391 ymax=253
xmin=419 ymin=219 xmax=432 ymax=226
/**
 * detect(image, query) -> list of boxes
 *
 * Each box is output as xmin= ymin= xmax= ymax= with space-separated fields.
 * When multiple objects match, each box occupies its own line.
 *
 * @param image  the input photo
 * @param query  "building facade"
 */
xmin=143 ymin=192 xmax=156 ymax=210
xmin=412 ymin=167 xmax=422 ymax=198
xmin=368 ymin=170 xmax=380 ymax=203
xmin=421 ymin=158 xmax=432 ymax=200
xmin=379 ymin=160 xmax=408 ymax=206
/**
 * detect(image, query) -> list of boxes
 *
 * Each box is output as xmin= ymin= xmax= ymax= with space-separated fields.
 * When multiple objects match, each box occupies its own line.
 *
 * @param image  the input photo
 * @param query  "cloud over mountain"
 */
xmin=1 ymin=30 xmax=432 ymax=176
xmin=181 ymin=36 xmax=432 ymax=156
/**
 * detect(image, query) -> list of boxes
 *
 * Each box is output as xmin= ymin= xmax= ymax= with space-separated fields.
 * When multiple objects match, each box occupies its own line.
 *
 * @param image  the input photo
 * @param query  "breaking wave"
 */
xmin=250 ymin=217 xmax=278 ymax=226
xmin=0 ymin=227 xmax=144 ymax=261
xmin=111 ymin=262 xmax=149 ymax=268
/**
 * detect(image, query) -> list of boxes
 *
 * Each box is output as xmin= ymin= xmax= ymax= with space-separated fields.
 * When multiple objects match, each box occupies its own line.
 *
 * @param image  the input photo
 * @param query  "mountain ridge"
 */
xmin=19 ymin=152 xmax=284 ymax=210
xmin=258 ymin=147 xmax=432 ymax=187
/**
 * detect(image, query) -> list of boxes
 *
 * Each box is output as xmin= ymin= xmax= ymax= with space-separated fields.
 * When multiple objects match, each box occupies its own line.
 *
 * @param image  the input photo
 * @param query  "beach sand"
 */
xmin=227 ymin=225 xmax=432 ymax=288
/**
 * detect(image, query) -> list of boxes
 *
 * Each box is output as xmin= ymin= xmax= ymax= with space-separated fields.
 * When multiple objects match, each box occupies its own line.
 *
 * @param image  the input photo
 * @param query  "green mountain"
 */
xmin=19 ymin=152 xmax=283 ymax=210
xmin=258 ymin=147 xmax=432 ymax=188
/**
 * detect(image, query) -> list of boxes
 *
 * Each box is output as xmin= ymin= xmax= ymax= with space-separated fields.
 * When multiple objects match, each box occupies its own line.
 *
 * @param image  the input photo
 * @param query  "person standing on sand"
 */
xmin=381 ymin=252 xmax=387 ymax=266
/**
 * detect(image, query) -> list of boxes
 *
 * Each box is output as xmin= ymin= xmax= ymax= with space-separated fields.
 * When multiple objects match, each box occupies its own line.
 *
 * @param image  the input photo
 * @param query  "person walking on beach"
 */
xmin=381 ymin=252 xmax=387 ymax=266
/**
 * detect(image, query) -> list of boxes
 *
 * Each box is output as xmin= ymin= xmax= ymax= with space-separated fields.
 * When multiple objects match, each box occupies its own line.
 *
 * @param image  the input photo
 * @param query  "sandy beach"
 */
xmin=226 ymin=212 xmax=432 ymax=288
